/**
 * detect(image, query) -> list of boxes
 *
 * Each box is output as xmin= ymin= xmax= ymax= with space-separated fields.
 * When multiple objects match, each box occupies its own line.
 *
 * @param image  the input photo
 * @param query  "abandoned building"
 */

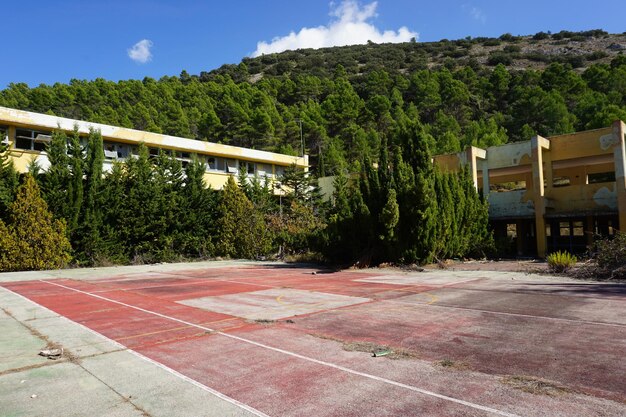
xmin=2 ymin=105 xmax=624 ymax=258
xmin=0 ymin=106 xmax=308 ymax=193
xmin=434 ymin=120 xmax=626 ymax=257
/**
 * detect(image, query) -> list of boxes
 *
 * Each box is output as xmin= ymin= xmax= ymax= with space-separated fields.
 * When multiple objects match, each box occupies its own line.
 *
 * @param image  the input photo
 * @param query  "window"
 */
xmin=176 ymin=151 xmax=191 ymax=160
xmin=552 ymin=176 xmax=570 ymax=187
xmin=103 ymin=142 xmax=118 ymax=159
xmin=275 ymin=165 xmax=285 ymax=178
xmin=572 ymin=221 xmax=584 ymax=236
xmin=587 ymin=172 xmax=615 ymax=184
xmin=256 ymin=163 xmax=271 ymax=177
xmin=239 ymin=160 xmax=255 ymax=175
xmin=0 ymin=126 xmax=8 ymax=146
xmin=559 ymin=221 xmax=570 ymax=237
xmin=226 ymin=159 xmax=238 ymax=174
xmin=14 ymin=129 xmax=52 ymax=151
xmin=490 ymin=180 xmax=526 ymax=192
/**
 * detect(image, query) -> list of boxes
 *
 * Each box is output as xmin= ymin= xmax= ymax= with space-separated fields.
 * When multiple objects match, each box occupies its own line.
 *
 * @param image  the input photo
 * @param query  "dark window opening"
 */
xmin=587 ymin=171 xmax=615 ymax=184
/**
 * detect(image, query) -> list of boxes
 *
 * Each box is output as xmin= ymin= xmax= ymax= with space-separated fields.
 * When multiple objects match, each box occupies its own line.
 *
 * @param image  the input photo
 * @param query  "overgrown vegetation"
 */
xmin=575 ymin=233 xmax=626 ymax=280
xmin=0 ymin=118 xmax=489 ymax=270
xmin=1 ymin=29 xmax=625 ymax=271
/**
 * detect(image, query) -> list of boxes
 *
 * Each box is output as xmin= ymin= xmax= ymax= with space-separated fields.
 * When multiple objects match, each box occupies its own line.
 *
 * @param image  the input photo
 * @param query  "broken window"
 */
xmin=14 ymin=129 xmax=52 ymax=151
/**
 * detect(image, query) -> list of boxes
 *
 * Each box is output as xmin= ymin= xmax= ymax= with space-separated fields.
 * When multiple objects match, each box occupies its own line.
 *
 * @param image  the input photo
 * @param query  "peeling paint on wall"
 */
xmin=599 ymin=133 xmax=619 ymax=151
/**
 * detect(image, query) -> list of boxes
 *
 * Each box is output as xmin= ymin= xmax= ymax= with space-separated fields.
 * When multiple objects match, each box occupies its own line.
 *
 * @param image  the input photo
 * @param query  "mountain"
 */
xmin=1 ymin=30 xmax=625 ymax=175
xmin=207 ymin=29 xmax=626 ymax=81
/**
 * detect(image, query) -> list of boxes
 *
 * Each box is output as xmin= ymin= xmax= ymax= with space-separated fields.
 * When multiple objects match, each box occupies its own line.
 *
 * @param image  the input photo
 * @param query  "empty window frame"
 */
xmin=256 ymin=163 xmax=271 ymax=177
xmin=176 ymin=151 xmax=192 ymax=161
xmin=239 ymin=160 xmax=255 ymax=175
xmin=274 ymin=165 xmax=285 ymax=178
xmin=552 ymin=176 xmax=570 ymax=187
xmin=587 ymin=172 xmax=615 ymax=184
xmin=14 ymin=128 xmax=52 ymax=151
xmin=489 ymin=181 xmax=526 ymax=192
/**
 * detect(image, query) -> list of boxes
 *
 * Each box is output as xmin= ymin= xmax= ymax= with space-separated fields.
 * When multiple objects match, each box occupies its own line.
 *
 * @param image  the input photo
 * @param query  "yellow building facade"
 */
xmin=0 ymin=106 xmax=308 ymax=192
xmin=434 ymin=121 xmax=626 ymax=257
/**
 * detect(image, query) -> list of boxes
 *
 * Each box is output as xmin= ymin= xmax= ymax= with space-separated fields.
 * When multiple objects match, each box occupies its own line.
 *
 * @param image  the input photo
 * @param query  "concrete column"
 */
xmin=613 ymin=120 xmax=626 ymax=232
xmin=543 ymin=150 xmax=553 ymax=193
xmin=481 ymin=159 xmax=490 ymax=200
xmin=465 ymin=146 xmax=487 ymax=191
xmin=531 ymin=135 xmax=550 ymax=257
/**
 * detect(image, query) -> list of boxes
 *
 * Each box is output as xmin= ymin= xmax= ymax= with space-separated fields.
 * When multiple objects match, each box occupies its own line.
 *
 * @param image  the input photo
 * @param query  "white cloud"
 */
xmin=469 ymin=7 xmax=486 ymax=24
xmin=252 ymin=1 xmax=417 ymax=57
xmin=128 ymin=39 xmax=153 ymax=63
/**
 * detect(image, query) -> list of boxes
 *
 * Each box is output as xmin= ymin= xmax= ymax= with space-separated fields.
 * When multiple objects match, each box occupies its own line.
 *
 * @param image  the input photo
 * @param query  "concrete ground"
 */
xmin=0 ymin=261 xmax=624 ymax=417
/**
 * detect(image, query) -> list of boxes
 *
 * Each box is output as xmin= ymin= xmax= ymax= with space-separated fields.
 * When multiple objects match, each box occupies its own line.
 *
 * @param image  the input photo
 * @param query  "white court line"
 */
xmin=41 ymin=279 xmax=520 ymax=417
xmin=0 ymin=286 xmax=270 ymax=417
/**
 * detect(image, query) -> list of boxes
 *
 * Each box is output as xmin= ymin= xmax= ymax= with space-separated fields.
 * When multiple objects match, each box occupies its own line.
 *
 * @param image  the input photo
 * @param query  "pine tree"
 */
xmin=216 ymin=176 xmax=271 ymax=259
xmin=0 ymin=175 xmax=72 ymax=271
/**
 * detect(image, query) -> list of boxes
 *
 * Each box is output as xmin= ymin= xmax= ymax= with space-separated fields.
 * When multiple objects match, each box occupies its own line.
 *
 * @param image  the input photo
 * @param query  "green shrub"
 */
xmin=546 ymin=251 xmax=577 ymax=273
xmin=593 ymin=232 xmax=626 ymax=279
xmin=488 ymin=52 xmax=513 ymax=66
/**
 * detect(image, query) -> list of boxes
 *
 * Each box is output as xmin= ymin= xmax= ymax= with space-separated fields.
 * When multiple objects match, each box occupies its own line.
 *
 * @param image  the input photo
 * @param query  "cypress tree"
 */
xmin=67 ymin=128 xmax=84 ymax=235
xmin=0 ymin=139 xmax=19 ymax=219
xmin=177 ymin=156 xmax=217 ymax=257
xmin=396 ymin=120 xmax=438 ymax=264
xmin=42 ymin=130 xmax=70 ymax=221
xmin=77 ymin=128 xmax=104 ymax=261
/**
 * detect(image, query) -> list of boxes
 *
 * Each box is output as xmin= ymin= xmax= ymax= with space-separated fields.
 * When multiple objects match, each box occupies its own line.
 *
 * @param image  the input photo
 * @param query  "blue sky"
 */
xmin=3 ymin=0 xmax=625 ymax=88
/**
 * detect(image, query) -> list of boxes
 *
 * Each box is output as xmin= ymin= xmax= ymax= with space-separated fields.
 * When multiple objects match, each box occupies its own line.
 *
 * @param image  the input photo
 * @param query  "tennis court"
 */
xmin=1 ymin=262 xmax=624 ymax=416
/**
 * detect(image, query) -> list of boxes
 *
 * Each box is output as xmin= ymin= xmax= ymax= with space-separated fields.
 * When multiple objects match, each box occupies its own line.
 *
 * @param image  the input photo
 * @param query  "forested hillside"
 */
xmin=2 ymin=30 xmax=626 ymax=176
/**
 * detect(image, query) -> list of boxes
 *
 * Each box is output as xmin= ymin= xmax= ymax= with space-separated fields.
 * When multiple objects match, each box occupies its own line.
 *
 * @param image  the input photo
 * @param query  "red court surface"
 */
xmin=2 ymin=264 xmax=625 ymax=416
